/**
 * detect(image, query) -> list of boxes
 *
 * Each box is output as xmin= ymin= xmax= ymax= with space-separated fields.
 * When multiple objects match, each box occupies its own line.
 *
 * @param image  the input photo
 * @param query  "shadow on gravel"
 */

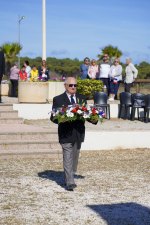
xmin=87 ymin=202 xmax=150 ymax=225
xmin=38 ymin=170 xmax=65 ymax=188
xmin=38 ymin=170 xmax=85 ymax=188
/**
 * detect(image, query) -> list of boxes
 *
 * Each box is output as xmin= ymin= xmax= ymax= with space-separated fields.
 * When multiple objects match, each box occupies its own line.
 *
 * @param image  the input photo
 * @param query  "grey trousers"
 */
xmin=61 ymin=142 xmax=81 ymax=185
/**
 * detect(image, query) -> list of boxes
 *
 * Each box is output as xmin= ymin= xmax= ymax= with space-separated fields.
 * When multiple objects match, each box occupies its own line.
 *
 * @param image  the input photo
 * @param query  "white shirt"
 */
xmin=25 ymin=66 xmax=31 ymax=79
xmin=125 ymin=63 xmax=138 ymax=83
xmin=99 ymin=63 xmax=110 ymax=78
xmin=109 ymin=65 xmax=122 ymax=81
xmin=66 ymin=92 xmax=76 ymax=104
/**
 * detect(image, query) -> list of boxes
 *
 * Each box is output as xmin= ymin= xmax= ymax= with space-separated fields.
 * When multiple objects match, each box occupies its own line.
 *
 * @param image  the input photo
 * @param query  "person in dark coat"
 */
xmin=51 ymin=76 xmax=87 ymax=191
xmin=38 ymin=59 xmax=50 ymax=81
xmin=0 ymin=50 xmax=5 ymax=103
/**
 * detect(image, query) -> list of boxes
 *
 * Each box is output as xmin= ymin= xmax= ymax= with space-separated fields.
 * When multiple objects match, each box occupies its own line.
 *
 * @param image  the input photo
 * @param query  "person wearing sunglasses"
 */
xmin=80 ymin=57 xmax=90 ymax=79
xmin=108 ymin=58 xmax=122 ymax=101
xmin=50 ymin=76 xmax=87 ymax=191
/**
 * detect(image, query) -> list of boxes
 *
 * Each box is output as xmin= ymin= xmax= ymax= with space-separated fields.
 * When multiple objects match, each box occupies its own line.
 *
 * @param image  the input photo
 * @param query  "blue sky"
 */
xmin=0 ymin=0 xmax=150 ymax=64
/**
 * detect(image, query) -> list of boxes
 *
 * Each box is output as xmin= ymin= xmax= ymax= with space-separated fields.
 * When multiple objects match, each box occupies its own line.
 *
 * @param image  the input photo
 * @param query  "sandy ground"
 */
xmin=0 ymin=149 xmax=150 ymax=225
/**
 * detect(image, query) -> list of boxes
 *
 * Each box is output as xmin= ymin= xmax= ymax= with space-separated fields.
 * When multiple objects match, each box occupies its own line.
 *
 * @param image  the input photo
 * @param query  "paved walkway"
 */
xmin=1 ymin=95 xmax=150 ymax=132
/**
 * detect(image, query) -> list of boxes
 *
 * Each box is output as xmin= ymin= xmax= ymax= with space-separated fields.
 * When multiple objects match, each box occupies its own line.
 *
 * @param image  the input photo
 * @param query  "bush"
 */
xmin=77 ymin=79 xmax=103 ymax=99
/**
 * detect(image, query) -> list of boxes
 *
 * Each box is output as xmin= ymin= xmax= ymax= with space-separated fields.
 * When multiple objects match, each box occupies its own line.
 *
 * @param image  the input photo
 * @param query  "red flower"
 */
xmin=82 ymin=106 xmax=87 ymax=111
xmin=71 ymin=108 xmax=78 ymax=113
xmin=92 ymin=108 xmax=97 ymax=115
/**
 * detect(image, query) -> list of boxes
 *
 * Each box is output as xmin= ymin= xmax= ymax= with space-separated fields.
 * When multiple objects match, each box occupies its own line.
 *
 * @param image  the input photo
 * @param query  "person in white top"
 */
xmin=124 ymin=58 xmax=138 ymax=93
xmin=87 ymin=59 xmax=99 ymax=79
xmin=98 ymin=54 xmax=111 ymax=95
xmin=108 ymin=58 xmax=122 ymax=101
xmin=24 ymin=60 xmax=31 ymax=81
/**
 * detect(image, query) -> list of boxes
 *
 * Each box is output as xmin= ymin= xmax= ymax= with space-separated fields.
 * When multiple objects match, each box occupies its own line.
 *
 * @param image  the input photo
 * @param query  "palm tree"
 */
xmin=98 ymin=45 xmax=122 ymax=64
xmin=0 ymin=42 xmax=22 ymax=75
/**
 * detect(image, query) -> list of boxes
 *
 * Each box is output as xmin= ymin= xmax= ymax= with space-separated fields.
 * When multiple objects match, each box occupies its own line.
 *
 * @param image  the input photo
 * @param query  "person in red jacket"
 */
xmin=19 ymin=65 xmax=27 ymax=81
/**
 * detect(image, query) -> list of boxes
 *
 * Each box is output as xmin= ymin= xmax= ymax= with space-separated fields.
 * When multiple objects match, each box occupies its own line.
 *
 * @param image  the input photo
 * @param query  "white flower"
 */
xmin=77 ymin=109 xmax=83 ymax=115
xmin=83 ymin=113 xmax=90 ymax=119
xmin=86 ymin=105 xmax=91 ymax=111
xmin=66 ymin=112 xmax=74 ymax=117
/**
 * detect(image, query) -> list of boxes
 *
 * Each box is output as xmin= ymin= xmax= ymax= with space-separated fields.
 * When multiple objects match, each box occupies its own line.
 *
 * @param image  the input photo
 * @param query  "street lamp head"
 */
xmin=19 ymin=16 xmax=25 ymax=23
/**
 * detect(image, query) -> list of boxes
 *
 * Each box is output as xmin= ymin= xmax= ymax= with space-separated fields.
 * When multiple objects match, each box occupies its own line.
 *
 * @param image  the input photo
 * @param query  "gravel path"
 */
xmin=24 ymin=118 xmax=150 ymax=131
xmin=0 ymin=149 xmax=150 ymax=225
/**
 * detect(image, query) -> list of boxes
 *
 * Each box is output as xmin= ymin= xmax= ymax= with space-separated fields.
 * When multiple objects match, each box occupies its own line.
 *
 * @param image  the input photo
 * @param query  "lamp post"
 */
xmin=42 ymin=0 xmax=46 ymax=60
xmin=18 ymin=15 xmax=25 ymax=69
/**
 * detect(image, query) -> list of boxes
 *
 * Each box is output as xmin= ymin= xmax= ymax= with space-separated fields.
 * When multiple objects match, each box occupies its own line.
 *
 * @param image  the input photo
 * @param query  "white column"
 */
xmin=42 ymin=0 xmax=46 ymax=60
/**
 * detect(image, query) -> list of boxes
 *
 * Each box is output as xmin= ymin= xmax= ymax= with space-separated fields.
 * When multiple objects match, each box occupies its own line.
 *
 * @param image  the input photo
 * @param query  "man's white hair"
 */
xmin=126 ymin=57 xmax=132 ymax=62
xmin=64 ymin=76 xmax=76 ymax=84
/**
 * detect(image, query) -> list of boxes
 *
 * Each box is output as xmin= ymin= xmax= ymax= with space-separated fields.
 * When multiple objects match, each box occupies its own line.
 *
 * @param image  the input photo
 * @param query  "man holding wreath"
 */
xmin=51 ymin=76 xmax=98 ymax=191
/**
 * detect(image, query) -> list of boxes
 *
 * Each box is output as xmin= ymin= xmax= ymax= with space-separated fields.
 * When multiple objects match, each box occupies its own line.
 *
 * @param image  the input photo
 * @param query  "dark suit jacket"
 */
xmin=38 ymin=66 xmax=50 ymax=81
xmin=0 ymin=51 xmax=5 ymax=82
xmin=51 ymin=92 xmax=87 ymax=144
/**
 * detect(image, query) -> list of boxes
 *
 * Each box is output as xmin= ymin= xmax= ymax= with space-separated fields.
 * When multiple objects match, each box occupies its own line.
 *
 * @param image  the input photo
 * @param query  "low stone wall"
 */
xmin=48 ymin=81 xmax=65 ymax=101
xmin=81 ymin=131 xmax=150 ymax=150
xmin=1 ymin=83 xmax=10 ymax=96
xmin=18 ymin=81 xmax=65 ymax=103
xmin=18 ymin=81 xmax=49 ymax=103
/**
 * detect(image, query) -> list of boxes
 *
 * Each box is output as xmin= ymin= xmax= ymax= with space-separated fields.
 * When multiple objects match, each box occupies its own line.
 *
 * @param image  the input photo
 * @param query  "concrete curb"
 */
xmin=81 ymin=131 xmax=150 ymax=150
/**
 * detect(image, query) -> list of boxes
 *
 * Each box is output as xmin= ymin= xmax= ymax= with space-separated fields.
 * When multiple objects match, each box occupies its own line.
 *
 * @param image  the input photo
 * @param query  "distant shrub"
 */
xmin=77 ymin=79 xmax=103 ymax=99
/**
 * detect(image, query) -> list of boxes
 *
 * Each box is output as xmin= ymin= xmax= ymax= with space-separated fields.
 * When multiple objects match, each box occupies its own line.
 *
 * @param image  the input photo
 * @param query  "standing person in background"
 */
xmin=19 ymin=65 xmax=27 ymax=81
xmin=124 ymin=58 xmax=138 ymax=93
xmin=0 ymin=50 xmax=5 ymax=103
xmin=38 ymin=60 xmax=50 ymax=81
xmin=30 ymin=65 xmax=38 ymax=82
xmin=98 ymin=54 xmax=111 ymax=95
xmin=87 ymin=59 xmax=99 ymax=79
xmin=10 ymin=63 xmax=19 ymax=97
xmin=80 ymin=57 xmax=90 ymax=79
xmin=24 ymin=60 xmax=31 ymax=80
xmin=108 ymin=58 xmax=122 ymax=101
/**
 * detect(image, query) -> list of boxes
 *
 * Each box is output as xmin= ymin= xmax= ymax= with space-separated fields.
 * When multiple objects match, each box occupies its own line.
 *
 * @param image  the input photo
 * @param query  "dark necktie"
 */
xmin=70 ymin=95 xmax=75 ymax=104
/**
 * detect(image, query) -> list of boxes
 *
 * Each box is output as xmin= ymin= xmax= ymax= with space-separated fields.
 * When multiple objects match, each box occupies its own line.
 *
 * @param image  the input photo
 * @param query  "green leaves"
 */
xmin=77 ymin=79 xmax=103 ymax=98
xmin=98 ymin=45 xmax=122 ymax=62
xmin=1 ymin=42 xmax=22 ymax=63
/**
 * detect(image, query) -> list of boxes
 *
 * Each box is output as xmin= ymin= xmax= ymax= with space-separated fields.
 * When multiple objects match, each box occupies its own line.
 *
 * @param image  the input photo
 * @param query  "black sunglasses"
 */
xmin=68 ymin=84 xmax=77 ymax=87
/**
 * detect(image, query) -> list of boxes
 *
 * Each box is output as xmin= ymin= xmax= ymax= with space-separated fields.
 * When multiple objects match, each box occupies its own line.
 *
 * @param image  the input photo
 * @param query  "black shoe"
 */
xmin=66 ymin=184 xmax=77 ymax=191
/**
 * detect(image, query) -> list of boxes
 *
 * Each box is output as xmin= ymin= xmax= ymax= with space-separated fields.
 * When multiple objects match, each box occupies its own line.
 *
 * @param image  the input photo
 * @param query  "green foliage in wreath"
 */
xmin=77 ymin=79 xmax=103 ymax=98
